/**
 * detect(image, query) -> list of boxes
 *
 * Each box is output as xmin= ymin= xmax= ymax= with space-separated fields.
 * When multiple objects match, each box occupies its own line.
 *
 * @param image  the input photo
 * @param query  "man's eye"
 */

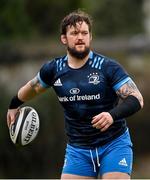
xmin=82 ymin=32 xmax=88 ymax=35
xmin=72 ymin=32 xmax=78 ymax=35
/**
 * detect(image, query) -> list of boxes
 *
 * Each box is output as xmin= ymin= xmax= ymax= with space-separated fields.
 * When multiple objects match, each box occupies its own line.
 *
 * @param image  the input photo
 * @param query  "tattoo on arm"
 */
xmin=29 ymin=76 xmax=42 ymax=93
xmin=30 ymin=76 xmax=40 ymax=88
xmin=116 ymin=80 xmax=143 ymax=107
xmin=116 ymin=80 xmax=137 ymax=98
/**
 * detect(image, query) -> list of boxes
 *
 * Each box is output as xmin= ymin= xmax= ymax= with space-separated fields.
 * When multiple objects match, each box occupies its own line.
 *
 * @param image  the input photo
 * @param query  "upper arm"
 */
xmin=18 ymin=76 xmax=47 ymax=102
xmin=116 ymin=79 xmax=144 ymax=108
xmin=18 ymin=60 xmax=55 ymax=102
xmin=28 ymin=76 xmax=47 ymax=93
xmin=103 ymin=58 xmax=144 ymax=108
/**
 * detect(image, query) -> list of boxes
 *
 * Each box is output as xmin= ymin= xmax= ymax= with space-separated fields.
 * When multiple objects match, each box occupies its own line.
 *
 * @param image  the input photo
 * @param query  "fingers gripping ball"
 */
xmin=9 ymin=106 xmax=40 ymax=146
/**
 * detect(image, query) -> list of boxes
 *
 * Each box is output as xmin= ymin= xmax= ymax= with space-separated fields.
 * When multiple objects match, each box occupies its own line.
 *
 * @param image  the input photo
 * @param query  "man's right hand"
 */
xmin=7 ymin=108 xmax=20 ymax=128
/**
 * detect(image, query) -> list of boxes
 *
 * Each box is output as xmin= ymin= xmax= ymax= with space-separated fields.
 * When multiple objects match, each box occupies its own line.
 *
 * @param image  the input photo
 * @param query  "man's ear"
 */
xmin=61 ymin=35 xmax=67 ymax=45
xmin=90 ymin=33 xmax=92 ymax=41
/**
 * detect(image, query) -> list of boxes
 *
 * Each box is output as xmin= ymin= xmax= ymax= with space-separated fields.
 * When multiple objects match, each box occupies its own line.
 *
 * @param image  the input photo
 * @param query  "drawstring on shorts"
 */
xmin=90 ymin=148 xmax=100 ymax=172
xmin=96 ymin=148 xmax=100 ymax=167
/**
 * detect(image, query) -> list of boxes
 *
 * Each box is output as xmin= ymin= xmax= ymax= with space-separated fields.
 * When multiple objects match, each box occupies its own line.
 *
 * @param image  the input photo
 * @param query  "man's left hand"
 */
xmin=92 ymin=112 xmax=114 ymax=132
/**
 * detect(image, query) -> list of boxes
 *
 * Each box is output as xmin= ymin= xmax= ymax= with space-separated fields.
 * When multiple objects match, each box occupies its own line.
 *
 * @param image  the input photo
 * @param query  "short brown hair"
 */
xmin=60 ymin=10 xmax=92 ymax=35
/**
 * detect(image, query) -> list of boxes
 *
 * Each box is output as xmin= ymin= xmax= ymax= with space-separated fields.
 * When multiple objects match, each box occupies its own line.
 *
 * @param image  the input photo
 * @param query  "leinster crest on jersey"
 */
xmin=87 ymin=73 xmax=100 ymax=85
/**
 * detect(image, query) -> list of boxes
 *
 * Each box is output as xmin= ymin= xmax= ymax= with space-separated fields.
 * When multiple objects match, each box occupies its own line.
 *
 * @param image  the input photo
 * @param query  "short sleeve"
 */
xmin=103 ymin=58 xmax=131 ymax=91
xmin=37 ymin=60 xmax=55 ymax=88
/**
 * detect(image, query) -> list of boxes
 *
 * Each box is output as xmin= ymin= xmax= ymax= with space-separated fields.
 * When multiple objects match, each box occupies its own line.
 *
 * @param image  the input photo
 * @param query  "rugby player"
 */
xmin=7 ymin=10 xmax=144 ymax=179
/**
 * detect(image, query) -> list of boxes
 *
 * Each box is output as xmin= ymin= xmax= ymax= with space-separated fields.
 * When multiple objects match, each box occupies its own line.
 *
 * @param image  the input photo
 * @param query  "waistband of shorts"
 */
xmin=67 ymin=127 xmax=128 ymax=150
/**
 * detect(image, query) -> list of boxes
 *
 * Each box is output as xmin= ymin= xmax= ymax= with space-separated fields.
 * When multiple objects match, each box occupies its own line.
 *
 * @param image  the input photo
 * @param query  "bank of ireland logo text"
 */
xmin=87 ymin=73 xmax=100 ymax=85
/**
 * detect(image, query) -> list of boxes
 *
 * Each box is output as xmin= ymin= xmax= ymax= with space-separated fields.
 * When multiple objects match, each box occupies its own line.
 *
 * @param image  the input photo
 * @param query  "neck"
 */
xmin=67 ymin=52 xmax=90 ymax=69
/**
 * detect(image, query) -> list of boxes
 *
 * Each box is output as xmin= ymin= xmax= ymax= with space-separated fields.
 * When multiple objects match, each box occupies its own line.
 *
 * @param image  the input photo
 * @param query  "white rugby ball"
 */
xmin=9 ymin=106 xmax=40 ymax=146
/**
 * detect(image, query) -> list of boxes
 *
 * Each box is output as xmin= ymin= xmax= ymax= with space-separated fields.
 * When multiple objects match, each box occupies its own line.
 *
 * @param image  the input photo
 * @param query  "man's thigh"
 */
xmin=102 ymin=172 xmax=130 ymax=179
xmin=61 ymin=173 xmax=95 ymax=179
xmin=99 ymin=130 xmax=133 ymax=177
xmin=61 ymin=144 xmax=98 ymax=178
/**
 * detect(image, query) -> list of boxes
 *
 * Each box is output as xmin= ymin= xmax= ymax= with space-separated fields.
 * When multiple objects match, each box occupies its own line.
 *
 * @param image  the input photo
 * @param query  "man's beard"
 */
xmin=67 ymin=46 xmax=90 ymax=59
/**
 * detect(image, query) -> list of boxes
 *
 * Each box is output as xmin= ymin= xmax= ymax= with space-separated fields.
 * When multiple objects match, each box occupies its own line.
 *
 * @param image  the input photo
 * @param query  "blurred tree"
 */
xmin=0 ymin=0 xmax=33 ymax=39
xmin=85 ymin=0 xmax=144 ymax=36
xmin=25 ymin=0 xmax=82 ymax=36
xmin=0 ymin=0 xmax=144 ymax=39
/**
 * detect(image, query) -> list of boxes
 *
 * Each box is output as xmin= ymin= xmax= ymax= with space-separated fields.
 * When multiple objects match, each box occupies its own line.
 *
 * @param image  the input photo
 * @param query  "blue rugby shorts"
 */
xmin=62 ymin=129 xmax=133 ymax=177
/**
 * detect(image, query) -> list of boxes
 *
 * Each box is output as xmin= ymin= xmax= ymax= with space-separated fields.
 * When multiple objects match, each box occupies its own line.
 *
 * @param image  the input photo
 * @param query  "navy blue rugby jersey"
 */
xmin=37 ymin=51 xmax=131 ymax=148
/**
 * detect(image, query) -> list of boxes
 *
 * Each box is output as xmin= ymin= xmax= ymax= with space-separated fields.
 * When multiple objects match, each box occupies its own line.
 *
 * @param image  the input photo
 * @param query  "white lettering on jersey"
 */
xmin=58 ymin=93 xmax=100 ymax=102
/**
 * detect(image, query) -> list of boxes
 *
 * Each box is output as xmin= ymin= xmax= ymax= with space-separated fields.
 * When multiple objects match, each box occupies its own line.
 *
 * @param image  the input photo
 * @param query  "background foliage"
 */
xmin=0 ymin=0 xmax=143 ymax=40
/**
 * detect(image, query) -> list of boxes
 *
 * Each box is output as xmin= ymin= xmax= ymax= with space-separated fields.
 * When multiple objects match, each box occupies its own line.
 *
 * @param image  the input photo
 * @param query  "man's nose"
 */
xmin=77 ymin=33 xmax=83 ymax=39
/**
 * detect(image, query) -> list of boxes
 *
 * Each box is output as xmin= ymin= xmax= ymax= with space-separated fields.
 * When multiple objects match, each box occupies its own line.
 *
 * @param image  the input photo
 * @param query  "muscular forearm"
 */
xmin=9 ymin=76 xmax=46 ymax=109
xmin=109 ymin=95 xmax=141 ymax=120
xmin=109 ymin=79 xmax=144 ymax=120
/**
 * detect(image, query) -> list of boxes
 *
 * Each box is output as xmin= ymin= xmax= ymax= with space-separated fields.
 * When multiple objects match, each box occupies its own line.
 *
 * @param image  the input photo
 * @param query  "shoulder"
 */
xmin=40 ymin=55 xmax=67 ymax=71
xmin=92 ymin=51 xmax=129 ymax=83
xmin=91 ymin=51 xmax=121 ymax=70
xmin=93 ymin=52 xmax=120 ymax=64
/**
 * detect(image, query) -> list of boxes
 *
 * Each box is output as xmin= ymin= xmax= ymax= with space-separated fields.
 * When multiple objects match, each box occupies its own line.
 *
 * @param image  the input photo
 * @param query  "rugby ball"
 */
xmin=9 ymin=106 xmax=40 ymax=146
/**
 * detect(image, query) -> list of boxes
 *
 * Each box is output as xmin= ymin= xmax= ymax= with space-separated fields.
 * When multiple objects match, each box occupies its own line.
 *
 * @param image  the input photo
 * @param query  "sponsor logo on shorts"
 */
xmin=118 ymin=158 xmax=128 ymax=166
